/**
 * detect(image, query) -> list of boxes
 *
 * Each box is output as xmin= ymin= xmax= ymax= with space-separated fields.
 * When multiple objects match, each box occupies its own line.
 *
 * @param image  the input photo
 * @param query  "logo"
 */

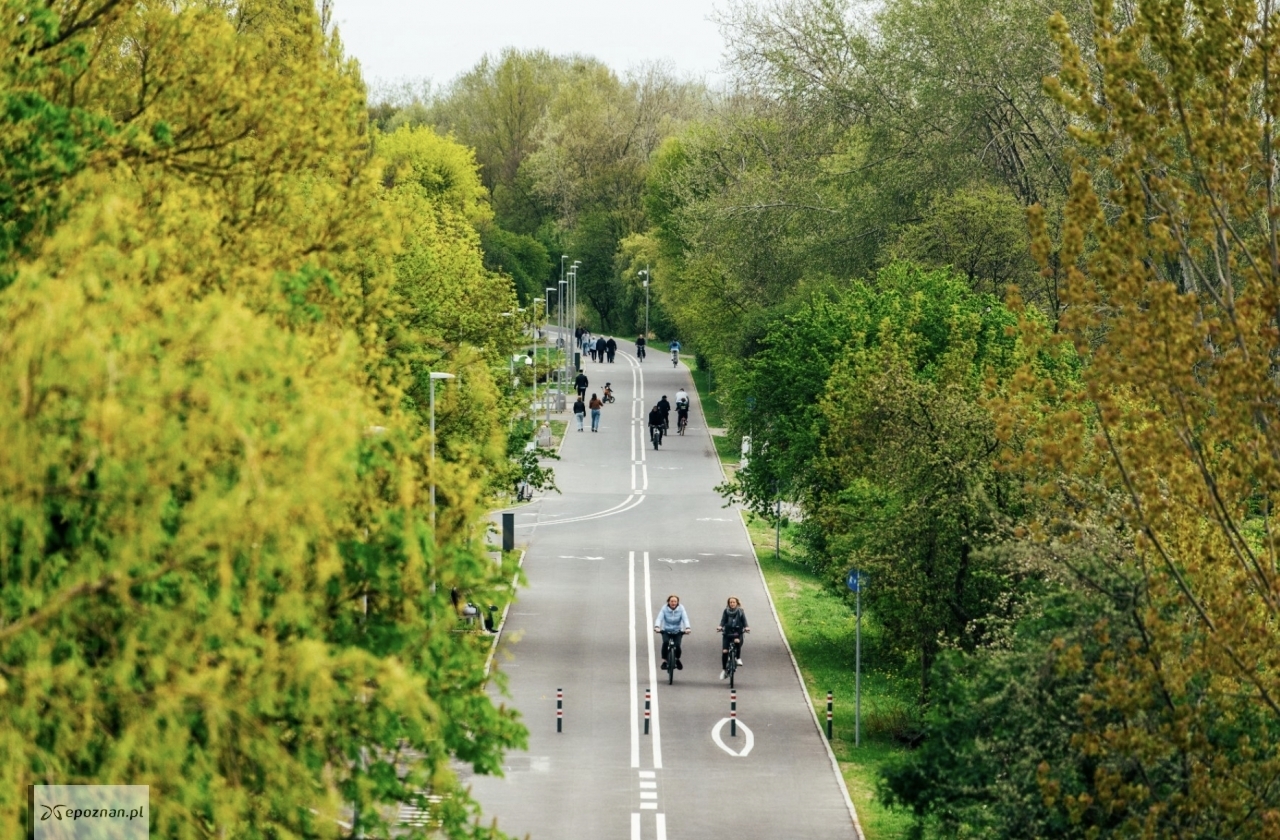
xmin=38 ymin=804 xmax=66 ymax=821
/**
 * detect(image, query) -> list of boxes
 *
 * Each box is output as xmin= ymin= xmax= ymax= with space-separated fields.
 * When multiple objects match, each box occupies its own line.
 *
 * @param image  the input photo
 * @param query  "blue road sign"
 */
xmin=746 ymin=396 xmax=757 ymax=412
xmin=846 ymin=569 xmax=866 ymax=593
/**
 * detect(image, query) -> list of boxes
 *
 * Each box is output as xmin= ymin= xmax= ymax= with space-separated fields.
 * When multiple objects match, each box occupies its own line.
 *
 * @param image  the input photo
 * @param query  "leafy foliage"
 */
xmin=0 ymin=4 xmax=526 ymax=838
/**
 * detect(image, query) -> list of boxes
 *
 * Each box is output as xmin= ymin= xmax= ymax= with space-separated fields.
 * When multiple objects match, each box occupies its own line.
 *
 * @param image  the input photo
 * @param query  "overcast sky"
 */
xmin=333 ymin=0 xmax=730 ymax=90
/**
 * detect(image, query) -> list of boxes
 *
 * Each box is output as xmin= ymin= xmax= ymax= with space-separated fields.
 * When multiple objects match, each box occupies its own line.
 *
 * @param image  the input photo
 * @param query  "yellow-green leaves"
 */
xmin=0 ymin=4 xmax=525 ymax=838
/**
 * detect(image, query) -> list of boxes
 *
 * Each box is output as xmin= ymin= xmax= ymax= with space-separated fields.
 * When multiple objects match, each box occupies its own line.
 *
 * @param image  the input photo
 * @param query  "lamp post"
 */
xmin=638 ymin=266 xmax=650 ymax=340
xmin=532 ymin=298 xmax=544 ymax=418
xmin=559 ymin=254 xmax=569 ymax=348
xmin=429 ymin=372 xmax=456 ymax=528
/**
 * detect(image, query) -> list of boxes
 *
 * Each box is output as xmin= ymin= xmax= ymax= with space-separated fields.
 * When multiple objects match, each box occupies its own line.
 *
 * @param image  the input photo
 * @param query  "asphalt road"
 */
xmin=468 ymin=339 xmax=861 ymax=840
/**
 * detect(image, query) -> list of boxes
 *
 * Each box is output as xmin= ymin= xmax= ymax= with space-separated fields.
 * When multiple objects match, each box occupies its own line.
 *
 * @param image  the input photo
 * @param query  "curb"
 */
xmin=737 ymin=507 xmax=865 ymax=838
xmin=485 ymin=548 xmax=526 ymax=677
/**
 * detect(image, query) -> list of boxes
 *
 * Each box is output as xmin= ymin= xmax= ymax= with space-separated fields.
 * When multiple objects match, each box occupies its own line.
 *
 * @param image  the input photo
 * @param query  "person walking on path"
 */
xmin=589 ymin=393 xmax=603 ymax=432
xmin=573 ymin=395 xmax=586 ymax=431
xmin=588 ymin=338 xmax=598 ymax=362
xmin=595 ymin=335 xmax=607 ymax=364
xmin=606 ymin=336 xmax=617 ymax=363
xmin=574 ymin=371 xmax=589 ymax=399
xmin=716 ymin=597 xmax=750 ymax=679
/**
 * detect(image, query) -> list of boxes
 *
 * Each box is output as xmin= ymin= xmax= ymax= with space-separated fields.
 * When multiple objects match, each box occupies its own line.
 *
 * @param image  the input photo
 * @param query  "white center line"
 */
xmin=657 ymin=813 xmax=668 ymax=840
xmin=631 ymin=812 xmax=640 ymax=840
xmin=643 ymin=550 xmax=662 ymax=769
xmin=629 ymin=550 xmax=639 ymax=769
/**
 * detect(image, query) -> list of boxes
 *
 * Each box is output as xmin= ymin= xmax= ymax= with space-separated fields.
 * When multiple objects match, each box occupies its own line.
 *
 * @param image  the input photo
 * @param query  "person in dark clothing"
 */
xmin=574 ymin=371 xmax=589 ymax=399
xmin=636 ymin=335 xmax=647 ymax=360
xmin=605 ymin=337 xmax=617 ymax=363
xmin=595 ymin=336 xmax=607 ymax=363
xmin=716 ymin=596 xmax=750 ymax=679
xmin=657 ymin=395 xmax=672 ymax=433
xmin=573 ymin=395 xmax=586 ymax=431
xmin=647 ymin=404 xmax=665 ymax=445
xmin=575 ymin=326 xmax=584 ymax=344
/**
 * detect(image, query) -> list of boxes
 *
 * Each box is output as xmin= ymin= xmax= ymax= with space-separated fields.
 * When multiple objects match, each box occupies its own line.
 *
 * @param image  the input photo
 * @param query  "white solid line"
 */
xmin=640 ymin=803 xmax=658 ymax=810
xmin=529 ymin=494 xmax=646 ymax=528
xmin=631 ymin=462 xmax=636 ymax=491
xmin=638 ymin=771 xmax=655 ymax=778
xmin=629 ymin=551 xmax=639 ymax=769
xmin=631 ymin=812 xmax=640 ymax=840
xmin=737 ymin=510 xmax=865 ymax=838
xmin=640 ymin=792 xmax=658 ymax=800
xmin=656 ymin=813 xmax=667 ymax=840
xmin=643 ymin=550 xmax=662 ymax=769
xmin=711 ymin=718 xmax=756 ymax=757
xmin=642 ymin=464 xmax=649 ymax=490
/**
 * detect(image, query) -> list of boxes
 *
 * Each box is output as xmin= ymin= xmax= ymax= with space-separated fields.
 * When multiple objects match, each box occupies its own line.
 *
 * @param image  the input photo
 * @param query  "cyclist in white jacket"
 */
xmin=654 ymin=595 xmax=691 ymax=671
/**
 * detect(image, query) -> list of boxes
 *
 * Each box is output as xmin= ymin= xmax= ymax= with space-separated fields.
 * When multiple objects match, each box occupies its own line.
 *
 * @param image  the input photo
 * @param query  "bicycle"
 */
xmin=650 ymin=424 xmax=663 ymax=450
xmin=515 ymin=480 xmax=533 ymax=502
xmin=660 ymin=629 xmax=690 ymax=684
xmin=637 ymin=345 xmax=646 ymax=361
xmin=677 ymin=412 xmax=688 ymax=435
xmin=671 ymin=348 xmax=679 ymax=367
xmin=724 ymin=636 xmax=742 ymax=689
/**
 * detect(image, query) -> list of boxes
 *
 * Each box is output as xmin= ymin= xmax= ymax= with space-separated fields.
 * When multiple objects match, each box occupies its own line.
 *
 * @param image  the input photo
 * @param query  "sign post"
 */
xmin=846 ymin=569 xmax=866 ymax=747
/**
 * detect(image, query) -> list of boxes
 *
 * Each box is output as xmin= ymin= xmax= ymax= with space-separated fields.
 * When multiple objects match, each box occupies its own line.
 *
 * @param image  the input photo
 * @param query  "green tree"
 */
xmin=0 ymin=5 xmax=526 ymax=838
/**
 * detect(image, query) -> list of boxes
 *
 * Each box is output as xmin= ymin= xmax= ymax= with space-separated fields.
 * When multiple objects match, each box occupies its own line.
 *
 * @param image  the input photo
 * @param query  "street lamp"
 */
xmin=429 ymin=371 xmax=456 ymax=527
xmin=532 ymin=298 xmax=544 ymax=419
xmin=638 ymin=266 xmax=650 ymax=341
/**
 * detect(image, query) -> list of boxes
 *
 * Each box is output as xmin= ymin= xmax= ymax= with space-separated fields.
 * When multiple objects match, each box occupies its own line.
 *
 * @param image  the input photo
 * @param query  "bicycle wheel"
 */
xmin=667 ymin=636 xmax=676 ymax=685
xmin=727 ymin=642 xmax=738 ymax=689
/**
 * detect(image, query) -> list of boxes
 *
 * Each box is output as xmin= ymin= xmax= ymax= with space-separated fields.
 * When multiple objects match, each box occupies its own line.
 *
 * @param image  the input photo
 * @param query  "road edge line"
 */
xmin=484 ymin=548 xmax=526 ymax=678
xmin=736 ymin=511 xmax=866 ymax=839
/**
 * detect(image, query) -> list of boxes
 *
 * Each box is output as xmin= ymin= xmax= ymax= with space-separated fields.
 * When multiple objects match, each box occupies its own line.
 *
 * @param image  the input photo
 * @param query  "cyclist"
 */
xmin=636 ymin=334 xmax=646 ymax=361
xmin=647 ymin=403 xmax=665 ymax=448
xmin=674 ymin=388 xmax=690 ymax=434
xmin=654 ymin=594 xmax=691 ymax=671
xmin=657 ymin=394 xmax=671 ymax=435
xmin=669 ymin=339 xmax=682 ymax=367
xmin=716 ymin=596 xmax=750 ymax=680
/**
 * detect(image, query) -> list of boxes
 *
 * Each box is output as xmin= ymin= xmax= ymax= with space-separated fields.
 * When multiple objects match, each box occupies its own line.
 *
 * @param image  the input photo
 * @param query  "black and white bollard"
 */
xmin=730 ymin=690 xmax=737 ymax=737
xmin=644 ymin=689 xmax=651 ymax=735
xmin=556 ymin=688 xmax=563 ymax=733
xmin=826 ymin=691 xmax=833 ymax=740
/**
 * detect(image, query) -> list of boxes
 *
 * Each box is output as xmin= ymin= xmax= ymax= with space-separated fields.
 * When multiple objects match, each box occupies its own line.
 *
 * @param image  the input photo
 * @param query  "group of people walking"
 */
xmin=571 ymin=370 xmax=614 ymax=432
xmin=576 ymin=328 xmax=618 ymax=363
xmin=655 ymin=595 xmax=750 ymax=680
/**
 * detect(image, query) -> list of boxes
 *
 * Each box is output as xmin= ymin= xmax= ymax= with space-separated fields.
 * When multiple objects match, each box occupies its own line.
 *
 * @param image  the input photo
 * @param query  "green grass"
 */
xmin=687 ymin=359 xmax=726 ymax=429
xmin=744 ymin=512 xmax=915 ymax=840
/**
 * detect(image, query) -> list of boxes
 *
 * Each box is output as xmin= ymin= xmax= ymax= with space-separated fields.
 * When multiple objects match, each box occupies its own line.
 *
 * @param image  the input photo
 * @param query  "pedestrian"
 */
xmin=716 ymin=596 xmax=751 ymax=679
xmin=589 ymin=393 xmax=603 ymax=432
xmin=573 ymin=395 xmax=586 ymax=431
xmin=606 ymin=336 xmax=617 ymax=363
xmin=595 ymin=335 xmax=606 ymax=364
xmin=574 ymin=370 xmax=588 ymax=399
xmin=589 ymin=341 xmax=598 ymax=363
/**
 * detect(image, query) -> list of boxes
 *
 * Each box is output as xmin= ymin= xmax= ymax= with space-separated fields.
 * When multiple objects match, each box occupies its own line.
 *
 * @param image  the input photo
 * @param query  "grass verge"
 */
xmin=744 ymin=512 xmax=914 ymax=840
xmin=688 ymin=359 xmax=739 ymax=467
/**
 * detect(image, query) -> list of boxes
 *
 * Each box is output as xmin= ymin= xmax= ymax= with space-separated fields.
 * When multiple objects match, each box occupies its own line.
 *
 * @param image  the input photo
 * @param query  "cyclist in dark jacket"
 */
xmin=647 ymin=404 xmax=665 ymax=445
xmin=717 ymin=597 xmax=750 ymax=679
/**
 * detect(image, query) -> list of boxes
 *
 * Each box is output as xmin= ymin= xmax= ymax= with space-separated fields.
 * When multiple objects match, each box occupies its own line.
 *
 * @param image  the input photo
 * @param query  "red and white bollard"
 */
xmin=556 ymin=688 xmax=563 ymax=733
xmin=644 ymin=689 xmax=651 ymax=735
xmin=730 ymin=690 xmax=737 ymax=737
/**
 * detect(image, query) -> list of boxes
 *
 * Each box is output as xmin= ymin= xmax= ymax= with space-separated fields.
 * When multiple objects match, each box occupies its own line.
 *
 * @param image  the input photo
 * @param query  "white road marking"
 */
xmin=639 ymin=771 xmax=655 ymax=778
xmin=640 ymin=781 xmax=656 ymax=789
xmin=640 ymin=792 xmax=658 ymax=800
xmin=631 ymin=812 xmax=640 ymax=840
xmin=558 ymin=555 xmax=605 ymax=560
xmin=656 ymin=558 xmax=698 ymax=564
xmin=657 ymin=813 xmax=668 ymax=840
xmin=642 ymin=464 xmax=649 ymax=490
xmin=641 ymin=803 xmax=658 ymax=810
xmin=528 ymin=494 xmax=646 ymax=527
xmin=698 ymin=553 xmax=715 ymax=556
xmin=629 ymin=550 xmax=639 ymax=769
xmin=696 ymin=517 xmax=735 ymax=522
xmin=644 ymin=550 xmax=662 ymax=769
xmin=711 ymin=718 xmax=756 ymax=757
xmin=631 ymin=462 xmax=636 ymax=491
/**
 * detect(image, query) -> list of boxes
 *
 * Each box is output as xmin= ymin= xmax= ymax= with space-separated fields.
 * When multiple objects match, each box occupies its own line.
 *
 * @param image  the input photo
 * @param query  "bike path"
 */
xmin=468 ymin=340 xmax=859 ymax=840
